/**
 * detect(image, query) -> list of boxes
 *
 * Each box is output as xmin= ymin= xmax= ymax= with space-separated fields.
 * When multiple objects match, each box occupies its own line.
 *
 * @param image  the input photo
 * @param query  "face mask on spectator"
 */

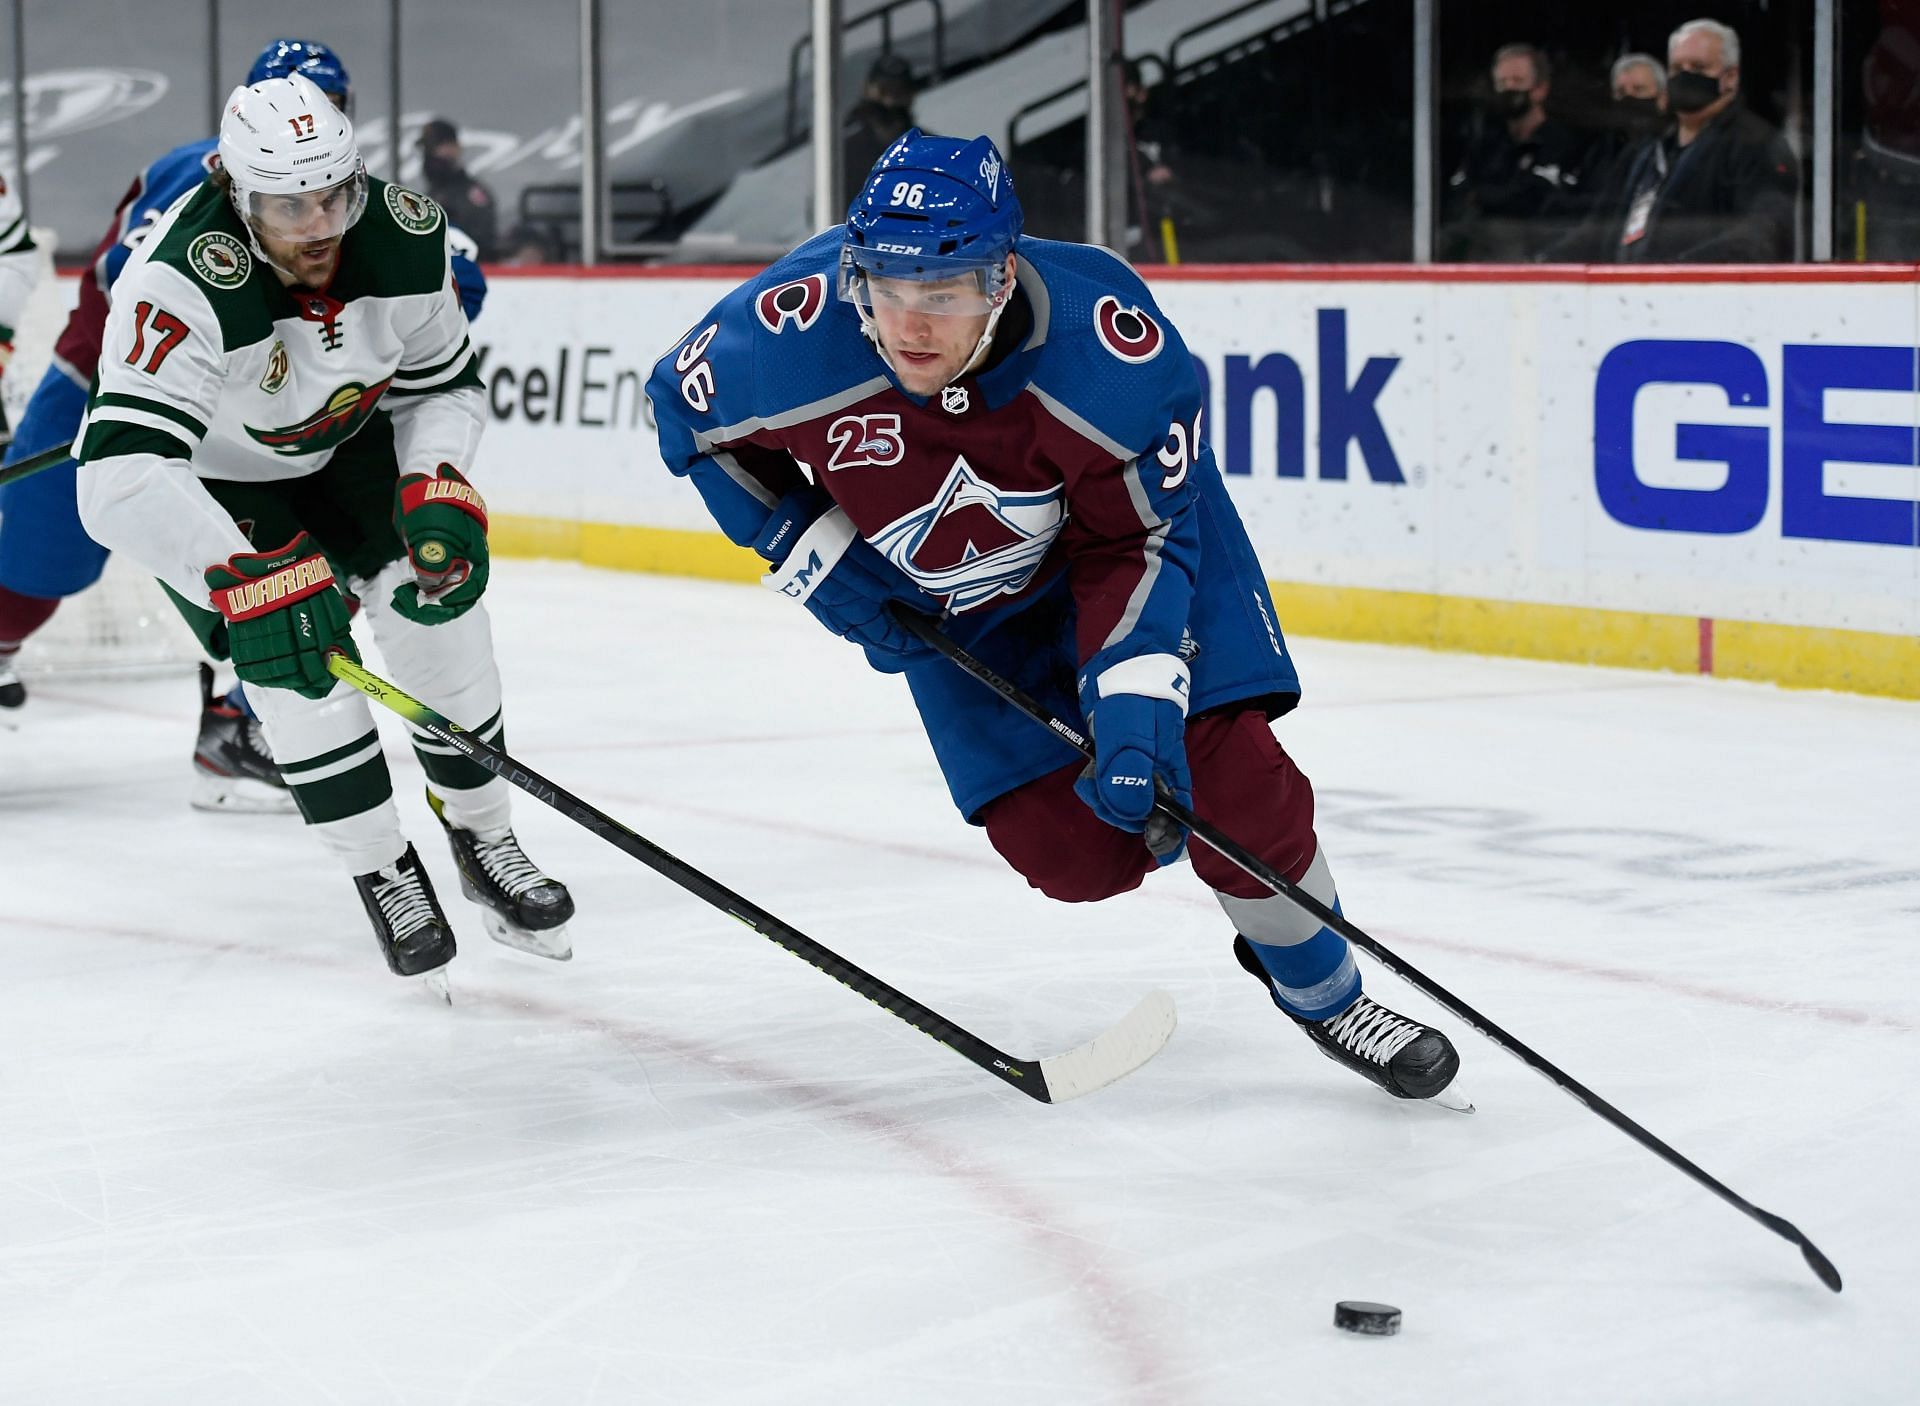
xmin=1489 ymin=88 xmax=1533 ymax=119
xmin=1667 ymin=70 xmax=1723 ymax=114
xmin=1613 ymin=96 xmax=1666 ymax=135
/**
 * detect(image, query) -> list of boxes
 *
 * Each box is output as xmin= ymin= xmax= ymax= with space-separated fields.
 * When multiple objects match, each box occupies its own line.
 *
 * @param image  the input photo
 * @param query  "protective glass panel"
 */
xmin=1078 ymin=0 xmax=1416 ymax=264
xmin=1438 ymin=1 xmax=1810 ymax=263
xmin=1838 ymin=0 xmax=1920 ymax=259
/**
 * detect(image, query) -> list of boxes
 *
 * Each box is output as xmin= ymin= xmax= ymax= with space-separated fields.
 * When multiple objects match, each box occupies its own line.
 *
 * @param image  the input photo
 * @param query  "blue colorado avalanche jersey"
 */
xmin=649 ymin=233 xmax=1301 ymax=814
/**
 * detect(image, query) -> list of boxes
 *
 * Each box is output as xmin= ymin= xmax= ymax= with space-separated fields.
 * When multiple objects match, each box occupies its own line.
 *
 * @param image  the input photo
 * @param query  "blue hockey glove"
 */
xmin=757 ymin=489 xmax=937 ymax=673
xmin=1074 ymin=652 xmax=1193 ymax=865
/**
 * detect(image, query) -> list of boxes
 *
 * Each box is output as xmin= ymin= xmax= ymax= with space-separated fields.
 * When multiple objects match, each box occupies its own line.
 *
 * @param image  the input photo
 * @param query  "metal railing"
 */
xmin=784 ymin=0 xmax=947 ymax=147
xmin=517 ymin=180 xmax=673 ymax=263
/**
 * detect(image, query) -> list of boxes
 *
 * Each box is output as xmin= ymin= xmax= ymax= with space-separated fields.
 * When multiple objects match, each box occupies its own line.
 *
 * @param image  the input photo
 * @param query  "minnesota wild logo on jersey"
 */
xmin=245 ymin=378 xmax=393 ymax=454
xmin=188 ymin=231 xmax=251 ymax=289
xmin=384 ymin=185 xmax=442 ymax=235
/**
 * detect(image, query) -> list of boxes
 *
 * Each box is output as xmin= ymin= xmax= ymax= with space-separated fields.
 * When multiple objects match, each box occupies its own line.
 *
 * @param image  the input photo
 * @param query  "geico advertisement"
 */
xmin=472 ymin=275 xmax=1919 ymax=636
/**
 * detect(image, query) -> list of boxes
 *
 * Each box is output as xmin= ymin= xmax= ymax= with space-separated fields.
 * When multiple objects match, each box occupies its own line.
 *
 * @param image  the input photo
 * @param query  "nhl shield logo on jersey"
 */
xmin=245 ymin=377 xmax=393 ymax=455
xmin=384 ymin=184 xmax=444 ymax=235
xmin=754 ymin=274 xmax=829 ymax=334
xmin=188 ymin=231 xmax=252 ymax=289
xmin=259 ymin=339 xmax=290 ymax=394
xmin=941 ymin=385 xmax=971 ymax=414
xmin=868 ymin=454 xmax=1065 ymax=612
xmin=1093 ymin=295 xmax=1164 ymax=364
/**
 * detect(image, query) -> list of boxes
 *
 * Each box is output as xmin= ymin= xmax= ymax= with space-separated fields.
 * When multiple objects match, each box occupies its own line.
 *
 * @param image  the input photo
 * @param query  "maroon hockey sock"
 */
xmin=0 ymin=584 xmax=61 ymax=657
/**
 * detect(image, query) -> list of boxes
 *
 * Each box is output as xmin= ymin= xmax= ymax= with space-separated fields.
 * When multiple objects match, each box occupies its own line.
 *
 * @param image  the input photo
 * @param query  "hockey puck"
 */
xmin=1333 ymin=1301 xmax=1402 ymax=1336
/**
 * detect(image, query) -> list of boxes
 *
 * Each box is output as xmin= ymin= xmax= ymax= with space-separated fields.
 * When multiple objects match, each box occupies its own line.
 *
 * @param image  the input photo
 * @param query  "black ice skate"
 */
xmin=0 ymin=655 xmax=24 ymax=713
xmin=354 ymin=842 xmax=457 ymax=987
xmin=191 ymin=664 xmax=295 ymax=813
xmin=1234 ymin=935 xmax=1471 ymax=1112
xmin=429 ymin=791 xmax=574 ymax=960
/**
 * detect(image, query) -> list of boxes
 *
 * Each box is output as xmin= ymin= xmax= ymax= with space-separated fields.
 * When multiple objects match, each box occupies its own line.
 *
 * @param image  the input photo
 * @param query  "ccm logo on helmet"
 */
xmin=755 ymin=274 xmax=828 ymax=334
xmin=1094 ymin=296 xmax=1164 ymax=364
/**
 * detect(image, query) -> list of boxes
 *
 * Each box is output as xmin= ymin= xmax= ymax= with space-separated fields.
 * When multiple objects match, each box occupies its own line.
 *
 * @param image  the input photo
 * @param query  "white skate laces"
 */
xmin=242 ymin=718 xmax=275 ymax=764
xmin=1321 ymin=998 xmax=1424 ymax=1067
xmin=470 ymin=833 xmax=552 ymax=900
xmin=370 ymin=863 xmax=440 ymax=943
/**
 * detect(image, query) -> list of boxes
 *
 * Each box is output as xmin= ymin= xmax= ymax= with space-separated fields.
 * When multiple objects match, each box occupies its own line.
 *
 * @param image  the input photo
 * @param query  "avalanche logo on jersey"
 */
xmin=755 ymin=274 xmax=828 ymax=334
xmin=867 ymin=454 xmax=1065 ymax=612
xmin=1093 ymin=295 xmax=1164 ymax=364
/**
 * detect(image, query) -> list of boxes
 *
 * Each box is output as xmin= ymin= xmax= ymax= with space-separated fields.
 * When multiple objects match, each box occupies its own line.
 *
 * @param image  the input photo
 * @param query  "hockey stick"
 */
xmin=324 ymin=651 xmax=1175 ymax=1103
xmin=892 ymin=603 xmax=1843 ymax=1292
xmin=0 ymin=440 xmax=72 ymax=490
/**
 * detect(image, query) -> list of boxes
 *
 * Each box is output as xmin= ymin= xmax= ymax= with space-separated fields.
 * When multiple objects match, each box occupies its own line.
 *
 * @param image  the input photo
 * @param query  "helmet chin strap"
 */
xmin=859 ymin=274 xmax=1017 ymax=390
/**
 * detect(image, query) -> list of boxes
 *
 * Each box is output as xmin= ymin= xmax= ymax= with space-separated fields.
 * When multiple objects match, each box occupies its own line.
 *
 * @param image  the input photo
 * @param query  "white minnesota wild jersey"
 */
xmin=77 ymin=175 xmax=484 ymax=603
xmin=0 ymin=165 xmax=38 ymax=344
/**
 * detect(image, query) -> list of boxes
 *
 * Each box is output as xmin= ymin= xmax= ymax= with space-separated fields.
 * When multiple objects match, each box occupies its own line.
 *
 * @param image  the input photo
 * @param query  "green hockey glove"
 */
xmin=204 ymin=532 xmax=358 ymax=700
xmin=391 ymin=463 xmax=489 ymax=624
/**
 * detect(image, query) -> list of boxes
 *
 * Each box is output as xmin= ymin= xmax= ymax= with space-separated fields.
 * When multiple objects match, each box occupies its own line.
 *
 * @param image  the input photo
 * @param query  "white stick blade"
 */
xmin=1037 ymin=990 xmax=1178 ymax=1102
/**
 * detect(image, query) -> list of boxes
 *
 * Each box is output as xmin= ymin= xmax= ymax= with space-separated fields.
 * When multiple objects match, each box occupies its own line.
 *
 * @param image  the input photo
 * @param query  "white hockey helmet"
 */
xmin=217 ymin=72 xmax=367 ymax=248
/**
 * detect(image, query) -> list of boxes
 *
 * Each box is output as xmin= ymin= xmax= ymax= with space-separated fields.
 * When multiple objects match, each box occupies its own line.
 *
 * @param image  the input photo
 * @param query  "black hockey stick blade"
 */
xmin=325 ymin=651 xmax=1175 ymax=1103
xmin=0 ymin=440 xmax=73 ymax=490
xmin=894 ymin=603 xmax=1843 ymax=1291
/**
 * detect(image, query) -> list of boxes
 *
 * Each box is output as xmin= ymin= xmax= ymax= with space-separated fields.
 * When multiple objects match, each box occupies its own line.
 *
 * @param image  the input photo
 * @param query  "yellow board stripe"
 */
xmin=491 ymin=514 xmax=1920 ymax=701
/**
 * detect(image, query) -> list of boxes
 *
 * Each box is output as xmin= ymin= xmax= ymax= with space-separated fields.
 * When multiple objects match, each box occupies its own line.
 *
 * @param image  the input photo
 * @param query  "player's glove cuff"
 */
xmin=1084 ymin=652 xmax=1192 ymax=714
xmin=760 ymin=502 xmax=858 ymax=603
xmin=206 ymin=535 xmax=340 ymax=621
xmin=753 ymin=488 xmax=835 ymax=565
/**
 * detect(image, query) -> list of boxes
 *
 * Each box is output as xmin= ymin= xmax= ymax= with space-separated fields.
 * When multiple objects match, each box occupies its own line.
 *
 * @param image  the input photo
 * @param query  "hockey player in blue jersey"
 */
xmin=649 ymin=131 xmax=1466 ymax=1107
xmin=0 ymin=39 xmax=487 ymax=808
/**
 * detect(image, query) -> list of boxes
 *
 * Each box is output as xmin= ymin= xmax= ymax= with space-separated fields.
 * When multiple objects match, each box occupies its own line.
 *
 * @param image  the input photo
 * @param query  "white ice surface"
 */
xmin=4 ymin=560 xmax=1915 ymax=1405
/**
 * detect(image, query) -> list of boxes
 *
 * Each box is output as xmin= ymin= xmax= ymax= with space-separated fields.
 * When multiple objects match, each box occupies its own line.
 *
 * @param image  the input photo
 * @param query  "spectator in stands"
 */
xmin=1544 ymin=19 xmax=1797 ymax=262
xmin=842 ymin=53 xmax=918 ymax=211
xmin=1124 ymin=58 xmax=1185 ymax=262
xmin=417 ymin=117 xmax=499 ymax=260
xmin=1537 ymin=53 xmax=1670 ymax=256
xmin=1608 ymin=52 xmax=1669 ymax=143
xmin=1125 ymin=59 xmax=1176 ymax=192
xmin=502 ymin=223 xmax=559 ymax=266
xmin=1440 ymin=42 xmax=1595 ymax=261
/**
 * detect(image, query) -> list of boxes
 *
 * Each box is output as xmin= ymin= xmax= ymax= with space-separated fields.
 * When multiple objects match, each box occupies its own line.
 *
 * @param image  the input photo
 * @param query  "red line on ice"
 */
xmin=2 ymin=910 xmax=1180 ymax=1396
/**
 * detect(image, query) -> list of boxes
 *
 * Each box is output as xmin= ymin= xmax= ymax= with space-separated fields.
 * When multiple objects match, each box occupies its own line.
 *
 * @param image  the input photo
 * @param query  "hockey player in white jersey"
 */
xmin=0 ymin=164 xmax=44 ymax=704
xmin=0 ymin=164 xmax=38 ymax=431
xmin=74 ymin=74 xmax=573 ymax=984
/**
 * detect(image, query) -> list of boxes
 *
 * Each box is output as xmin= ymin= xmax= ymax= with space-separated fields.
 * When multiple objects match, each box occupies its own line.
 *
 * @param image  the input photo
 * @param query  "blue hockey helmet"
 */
xmin=840 ymin=130 xmax=1021 ymax=316
xmin=247 ymin=38 xmax=353 ymax=112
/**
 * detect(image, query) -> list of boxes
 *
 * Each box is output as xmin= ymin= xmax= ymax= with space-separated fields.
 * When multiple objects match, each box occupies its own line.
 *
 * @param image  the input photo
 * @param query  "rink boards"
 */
xmin=28 ymin=262 xmax=1912 ymax=698
xmin=468 ymin=263 xmax=1920 ymax=701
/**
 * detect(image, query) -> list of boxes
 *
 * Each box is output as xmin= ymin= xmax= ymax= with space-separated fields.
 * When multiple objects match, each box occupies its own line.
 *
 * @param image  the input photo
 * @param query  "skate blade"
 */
xmin=480 ymin=909 xmax=572 ymax=961
xmin=418 ymin=966 xmax=453 ymax=1004
xmin=1428 ymin=1084 xmax=1475 ymax=1114
xmin=190 ymin=771 xmax=297 ymax=814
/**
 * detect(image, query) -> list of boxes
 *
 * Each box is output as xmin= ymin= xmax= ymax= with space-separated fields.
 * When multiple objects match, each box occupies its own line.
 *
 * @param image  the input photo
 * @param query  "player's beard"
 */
xmin=289 ymin=240 xmax=341 ymax=288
